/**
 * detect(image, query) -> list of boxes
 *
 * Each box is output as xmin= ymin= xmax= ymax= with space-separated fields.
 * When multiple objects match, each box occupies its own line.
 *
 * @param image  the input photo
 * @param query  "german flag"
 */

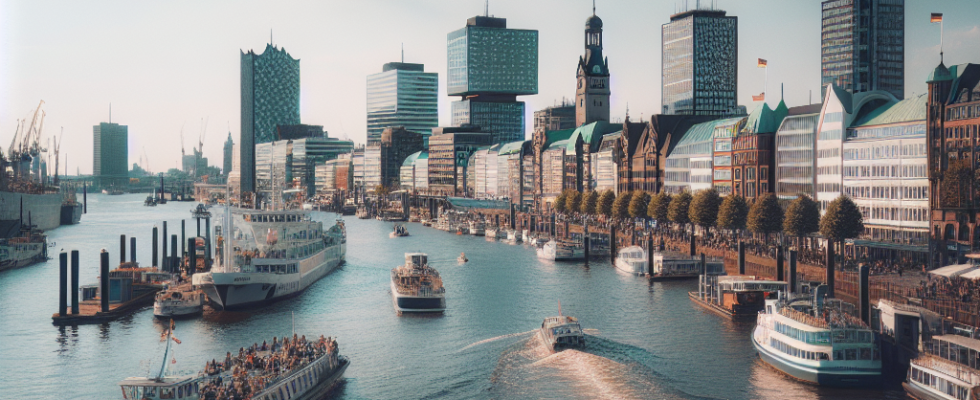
xmin=931 ymin=13 xmax=943 ymax=23
xmin=752 ymin=93 xmax=765 ymax=102
xmin=757 ymin=58 xmax=767 ymax=68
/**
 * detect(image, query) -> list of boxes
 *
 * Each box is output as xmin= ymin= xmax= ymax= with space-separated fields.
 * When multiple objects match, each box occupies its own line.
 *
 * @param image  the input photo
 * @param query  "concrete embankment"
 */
xmin=0 ymin=191 xmax=63 ymax=231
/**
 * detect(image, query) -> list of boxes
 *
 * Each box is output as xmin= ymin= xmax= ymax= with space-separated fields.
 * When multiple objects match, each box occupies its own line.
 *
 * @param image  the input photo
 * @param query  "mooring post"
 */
xmin=83 ymin=184 xmax=87 ymax=213
xmin=610 ymin=226 xmax=617 ymax=264
xmin=737 ymin=241 xmax=745 ymax=275
xmin=171 ymin=235 xmax=178 ymax=273
xmin=59 ymin=252 xmax=68 ymax=317
xmin=130 ymin=236 xmax=136 ymax=264
xmin=826 ymin=242 xmax=836 ymax=298
xmin=776 ymin=245 xmax=784 ymax=282
xmin=162 ymin=221 xmax=168 ymax=267
xmin=789 ymin=250 xmax=798 ymax=294
xmin=647 ymin=236 xmax=655 ymax=275
xmin=181 ymin=220 xmax=186 ymax=261
xmin=119 ymin=235 xmax=126 ymax=265
xmin=100 ymin=250 xmax=110 ymax=313
xmin=188 ymin=238 xmax=197 ymax=275
xmin=859 ymin=264 xmax=870 ymax=324
xmin=205 ymin=217 xmax=212 ymax=268
xmin=152 ymin=226 xmax=158 ymax=267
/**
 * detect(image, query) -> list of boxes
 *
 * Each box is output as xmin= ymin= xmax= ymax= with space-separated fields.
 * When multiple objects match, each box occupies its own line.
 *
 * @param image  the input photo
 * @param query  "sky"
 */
xmin=1 ymin=0 xmax=978 ymax=175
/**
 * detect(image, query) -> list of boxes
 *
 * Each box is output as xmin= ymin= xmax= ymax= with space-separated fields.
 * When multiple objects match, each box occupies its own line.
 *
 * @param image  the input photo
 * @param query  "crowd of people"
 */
xmin=198 ymin=334 xmax=341 ymax=400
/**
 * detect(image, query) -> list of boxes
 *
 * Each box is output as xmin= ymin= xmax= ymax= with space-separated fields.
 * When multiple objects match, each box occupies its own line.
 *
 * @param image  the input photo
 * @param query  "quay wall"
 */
xmin=0 ymin=191 xmax=63 ymax=231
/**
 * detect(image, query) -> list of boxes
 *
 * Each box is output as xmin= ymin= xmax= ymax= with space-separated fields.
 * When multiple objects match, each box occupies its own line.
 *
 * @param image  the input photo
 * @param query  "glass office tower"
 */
xmin=821 ymin=0 xmax=904 ymax=99
xmin=662 ymin=9 xmax=738 ymax=116
xmin=366 ymin=62 xmax=438 ymax=146
xmin=448 ymin=16 xmax=538 ymax=144
xmin=93 ymin=122 xmax=129 ymax=187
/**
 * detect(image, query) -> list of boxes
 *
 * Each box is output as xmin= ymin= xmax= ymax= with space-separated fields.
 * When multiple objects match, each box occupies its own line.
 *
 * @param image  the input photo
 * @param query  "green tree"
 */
xmin=612 ymin=191 xmax=634 ymax=220
xmin=668 ymin=191 xmax=693 ymax=228
xmin=689 ymin=188 xmax=722 ymax=232
xmin=581 ymin=191 xmax=598 ymax=215
xmin=567 ymin=190 xmax=583 ymax=215
xmin=747 ymin=193 xmax=784 ymax=243
xmin=648 ymin=192 xmax=672 ymax=226
xmin=628 ymin=191 xmax=652 ymax=219
xmin=783 ymin=194 xmax=820 ymax=249
xmin=820 ymin=194 xmax=865 ymax=262
xmin=553 ymin=190 xmax=568 ymax=213
xmin=717 ymin=194 xmax=749 ymax=235
xmin=597 ymin=190 xmax=615 ymax=217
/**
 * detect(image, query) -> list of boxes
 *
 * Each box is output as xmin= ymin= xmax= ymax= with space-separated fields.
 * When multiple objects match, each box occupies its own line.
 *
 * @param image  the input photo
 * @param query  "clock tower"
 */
xmin=576 ymin=7 xmax=610 ymax=127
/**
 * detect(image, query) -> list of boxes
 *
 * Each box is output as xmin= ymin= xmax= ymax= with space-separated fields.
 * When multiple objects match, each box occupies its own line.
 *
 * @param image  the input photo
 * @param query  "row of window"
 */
xmin=254 ymin=264 xmax=300 ymax=274
xmin=858 ymin=205 xmax=929 ymax=223
xmin=770 ymin=337 xmax=830 ymax=361
xmin=843 ymin=143 xmax=926 ymax=160
xmin=842 ymin=164 xmax=927 ymax=179
xmin=817 ymin=148 xmax=840 ymax=158
xmin=844 ymin=185 xmax=928 ymax=201
xmin=817 ymin=165 xmax=840 ymax=175
xmin=774 ymin=321 xmax=832 ymax=345
xmin=945 ymin=125 xmax=980 ymax=140
xmin=909 ymin=367 xmax=970 ymax=400
xmin=947 ymin=104 xmax=980 ymax=122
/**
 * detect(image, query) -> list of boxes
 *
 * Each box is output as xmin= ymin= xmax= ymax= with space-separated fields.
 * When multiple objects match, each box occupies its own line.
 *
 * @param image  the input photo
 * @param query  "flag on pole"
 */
xmin=752 ymin=92 xmax=765 ymax=102
xmin=931 ymin=13 xmax=943 ymax=23
xmin=757 ymin=58 xmax=767 ymax=68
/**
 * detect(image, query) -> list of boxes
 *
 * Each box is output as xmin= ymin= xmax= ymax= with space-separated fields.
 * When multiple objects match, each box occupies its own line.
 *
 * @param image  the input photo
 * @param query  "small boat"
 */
xmin=485 ymin=228 xmax=498 ymax=240
xmin=521 ymin=229 xmax=532 ymax=243
xmin=0 ymin=224 xmax=48 ymax=272
xmin=458 ymin=252 xmax=468 ymax=263
xmin=505 ymin=229 xmax=522 ymax=244
xmin=153 ymin=284 xmax=205 ymax=318
xmin=469 ymin=221 xmax=485 ymax=236
xmin=537 ymin=239 xmax=585 ymax=261
xmin=391 ymin=252 xmax=446 ymax=313
xmin=649 ymin=251 xmax=725 ymax=280
xmin=539 ymin=303 xmax=584 ymax=351
xmin=389 ymin=224 xmax=410 ymax=238
xmin=144 ymin=196 xmax=158 ymax=207
xmin=614 ymin=246 xmax=648 ymax=275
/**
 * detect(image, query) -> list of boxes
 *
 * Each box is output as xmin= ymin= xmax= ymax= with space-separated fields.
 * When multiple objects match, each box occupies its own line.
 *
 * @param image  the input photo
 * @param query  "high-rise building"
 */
xmin=366 ymin=62 xmax=438 ymax=146
xmin=223 ymin=132 xmax=234 ymax=176
xmin=820 ymin=0 xmax=905 ymax=100
xmin=661 ymin=9 xmax=738 ymax=115
xmin=577 ymin=9 xmax=610 ymax=127
xmin=448 ymin=15 xmax=538 ymax=144
xmin=533 ymin=103 xmax=576 ymax=131
xmin=93 ymin=122 xmax=128 ymax=187
xmin=240 ymin=43 xmax=301 ymax=193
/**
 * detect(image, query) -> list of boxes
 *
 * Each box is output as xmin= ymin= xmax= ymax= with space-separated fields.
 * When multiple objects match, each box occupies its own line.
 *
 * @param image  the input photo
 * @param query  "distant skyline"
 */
xmin=2 ymin=0 xmax=978 ymax=174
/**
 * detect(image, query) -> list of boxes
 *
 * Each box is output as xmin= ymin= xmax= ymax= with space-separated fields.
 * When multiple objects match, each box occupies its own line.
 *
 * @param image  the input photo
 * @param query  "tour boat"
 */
xmin=689 ymin=275 xmax=786 ymax=320
xmin=389 ymin=224 xmax=409 ymax=238
xmin=649 ymin=251 xmax=724 ymax=280
xmin=539 ymin=304 xmax=584 ymax=351
xmin=505 ymin=229 xmax=521 ymax=244
xmin=390 ymin=252 xmax=446 ymax=313
xmin=0 ymin=226 xmax=47 ymax=272
xmin=144 ymin=196 xmax=158 ymax=207
xmin=192 ymin=210 xmax=346 ymax=310
xmin=537 ymin=239 xmax=585 ymax=261
xmin=752 ymin=286 xmax=882 ymax=387
xmin=469 ymin=221 xmax=485 ymax=236
xmin=614 ymin=246 xmax=648 ymax=275
xmin=904 ymin=335 xmax=980 ymax=400
xmin=153 ymin=284 xmax=205 ymax=318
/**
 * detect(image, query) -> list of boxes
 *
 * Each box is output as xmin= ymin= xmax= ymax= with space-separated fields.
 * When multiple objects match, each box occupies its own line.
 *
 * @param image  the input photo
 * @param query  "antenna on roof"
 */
xmin=485 ymin=0 xmax=489 ymax=17
xmin=401 ymin=43 xmax=404 ymax=63
xmin=593 ymin=0 xmax=596 ymax=15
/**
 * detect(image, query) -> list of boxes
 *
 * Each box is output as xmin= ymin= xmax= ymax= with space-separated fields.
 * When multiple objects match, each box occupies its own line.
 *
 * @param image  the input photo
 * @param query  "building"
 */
xmin=842 ymin=94 xmax=928 ymax=260
xmin=470 ymin=145 xmax=500 ymax=198
xmin=664 ymin=120 xmax=718 ymax=195
xmin=820 ymin=0 xmax=905 ymax=100
xmin=351 ymin=147 xmax=365 ymax=188
xmin=255 ymin=136 xmax=355 ymax=199
xmin=661 ymin=8 xmax=738 ymax=116
xmin=240 ymin=43 xmax=301 ymax=193
xmin=315 ymin=156 xmax=351 ymax=193
xmin=563 ymin=121 xmax=620 ymax=192
xmin=618 ymin=115 xmax=717 ymax=194
xmin=533 ymin=103 xmax=576 ymax=131
xmin=593 ymin=132 xmax=621 ymax=193
xmin=223 ymin=132 xmax=234 ymax=176
xmin=378 ymin=127 xmax=424 ymax=189
xmin=93 ymin=122 xmax=128 ymax=187
xmin=366 ymin=62 xmax=438 ymax=145
xmin=400 ymin=151 xmax=427 ymax=191
xmin=495 ymin=140 xmax=526 ymax=203
xmin=531 ymin=127 xmax=575 ymax=208
xmin=577 ymin=10 xmax=610 ymax=126
xmin=731 ymin=102 xmax=787 ymax=199
xmin=227 ymin=143 xmax=241 ymax=194
xmin=927 ymin=62 xmax=980 ymax=265
xmin=427 ymin=128 xmax=493 ymax=195
xmin=774 ymin=105 xmax=822 ymax=201
xmin=448 ymin=15 xmax=538 ymax=144
xmin=275 ymin=124 xmax=324 ymax=140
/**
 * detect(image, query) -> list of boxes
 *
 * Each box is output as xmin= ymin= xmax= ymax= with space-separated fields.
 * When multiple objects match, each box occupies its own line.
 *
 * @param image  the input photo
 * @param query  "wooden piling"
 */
xmin=71 ymin=250 xmax=79 ymax=314
xmin=100 ymin=250 xmax=109 ymax=313
xmin=59 ymin=252 xmax=68 ymax=317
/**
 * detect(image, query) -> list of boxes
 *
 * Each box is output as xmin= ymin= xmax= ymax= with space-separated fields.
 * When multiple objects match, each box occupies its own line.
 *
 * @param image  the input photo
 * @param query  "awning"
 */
xmin=958 ymin=268 xmax=980 ymax=280
xmin=929 ymin=264 xmax=979 ymax=278
xmin=849 ymin=239 xmax=928 ymax=253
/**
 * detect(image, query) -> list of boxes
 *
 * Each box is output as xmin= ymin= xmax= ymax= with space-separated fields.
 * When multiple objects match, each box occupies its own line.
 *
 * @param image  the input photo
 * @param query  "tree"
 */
xmin=820 ymin=194 xmax=865 ymax=261
xmin=717 ymin=194 xmax=749 ymax=235
xmin=668 ymin=191 xmax=692 ymax=229
xmin=597 ymin=190 xmax=615 ymax=217
xmin=689 ymin=188 xmax=722 ymax=232
xmin=553 ymin=190 xmax=568 ymax=213
xmin=783 ymin=194 xmax=820 ymax=248
xmin=648 ymin=192 xmax=672 ymax=226
xmin=628 ymin=191 xmax=652 ymax=219
xmin=567 ymin=190 xmax=583 ymax=215
xmin=747 ymin=193 xmax=784 ymax=243
xmin=612 ymin=191 xmax=633 ymax=220
xmin=581 ymin=191 xmax=598 ymax=215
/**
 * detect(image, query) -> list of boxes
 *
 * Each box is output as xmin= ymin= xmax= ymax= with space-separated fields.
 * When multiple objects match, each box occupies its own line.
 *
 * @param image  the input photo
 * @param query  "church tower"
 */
xmin=576 ymin=5 xmax=610 ymax=127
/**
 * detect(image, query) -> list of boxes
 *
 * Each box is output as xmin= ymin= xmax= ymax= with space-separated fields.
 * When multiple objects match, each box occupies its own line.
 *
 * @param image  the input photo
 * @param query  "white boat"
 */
xmin=153 ymin=284 xmax=204 ymax=318
xmin=469 ymin=221 xmax=485 ymax=236
xmin=537 ymin=240 xmax=586 ymax=261
xmin=539 ymin=304 xmax=584 ymax=351
xmin=615 ymin=246 xmax=648 ymax=275
xmin=752 ymin=286 xmax=882 ymax=387
xmin=904 ymin=335 xmax=980 ymax=400
xmin=192 ymin=210 xmax=346 ymax=310
xmin=391 ymin=252 xmax=446 ymax=313
xmin=649 ymin=251 xmax=725 ymax=280
xmin=485 ymin=228 xmax=498 ymax=241
xmin=389 ymin=224 xmax=409 ymax=238
xmin=0 ymin=230 xmax=47 ymax=272
xmin=505 ymin=230 xmax=522 ymax=244
xmin=522 ymin=229 xmax=532 ymax=243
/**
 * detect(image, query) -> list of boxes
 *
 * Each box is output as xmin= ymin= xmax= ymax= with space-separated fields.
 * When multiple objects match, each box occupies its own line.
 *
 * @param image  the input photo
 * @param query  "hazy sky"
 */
xmin=2 ymin=0 xmax=978 ymax=175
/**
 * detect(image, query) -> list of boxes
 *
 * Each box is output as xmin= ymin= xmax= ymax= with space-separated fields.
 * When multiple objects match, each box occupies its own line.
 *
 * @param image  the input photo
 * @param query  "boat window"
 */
xmin=292 ymin=380 xmax=297 ymax=393
xmin=845 ymin=348 xmax=857 ymax=360
xmin=161 ymin=388 xmax=174 ymax=399
xmin=279 ymin=387 xmax=285 ymax=399
xmin=860 ymin=348 xmax=872 ymax=360
xmin=178 ymin=386 xmax=183 ymax=398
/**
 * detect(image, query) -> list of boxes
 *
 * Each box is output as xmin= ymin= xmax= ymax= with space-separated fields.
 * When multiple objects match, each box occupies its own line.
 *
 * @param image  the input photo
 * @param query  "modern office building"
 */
xmin=533 ymin=103 xmax=576 ymax=131
xmin=820 ymin=0 xmax=905 ymax=100
xmin=661 ymin=8 xmax=738 ymax=115
xmin=93 ymin=122 xmax=129 ymax=188
xmin=240 ymin=43 xmax=301 ymax=193
xmin=664 ymin=120 xmax=719 ymax=195
xmin=351 ymin=147 xmax=365 ymax=188
xmin=366 ymin=62 xmax=438 ymax=145
xmin=593 ymin=132 xmax=621 ymax=194
xmin=276 ymin=124 xmax=324 ymax=140
xmin=448 ymin=15 xmax=538 ymax=144
xmin=255 ymin=136 xmax=354 ymax=198
xmin=223 ymin=132 xmax=234 ymax=176
xmin=427 ymin=127 xmax=493 ymax=195
xmin=577 ymin=10 xmax=610 ymax=126
xmin=377 ymin=127 xmax=425 ymax=189
xmin=774 ymin=105 xmax=822 ymax=201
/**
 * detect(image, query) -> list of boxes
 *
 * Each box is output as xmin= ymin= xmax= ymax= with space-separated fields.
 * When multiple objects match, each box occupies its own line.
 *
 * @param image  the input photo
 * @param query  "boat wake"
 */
xmin=459 ymin=330 xmax=536 ymax=352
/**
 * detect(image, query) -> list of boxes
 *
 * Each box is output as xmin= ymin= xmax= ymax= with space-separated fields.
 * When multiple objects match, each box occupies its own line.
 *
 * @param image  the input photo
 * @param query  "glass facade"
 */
xmin=366 ymin=63 xmax=438 ymax=145
xmin=775 ymin=114 xmax=819 ymax=200
xmin=662 ymin=10 xmax=737 ymax=115
xmin=821 ymin=0 xmax=904 ymax=99
xmin=255 ymin=137 xmax=354 ymax=197
xmin=363 ymin=146 xmax=382 ymax=190
xmin=451 ymin=99 xmax=525 ymax=144
xmin=447 ymin=21 xmax=538 ymax=96
xmin=241 ymin=44 xmax=301 ymax=192
xmin=92 ymin=122 xmax=129 ymax=187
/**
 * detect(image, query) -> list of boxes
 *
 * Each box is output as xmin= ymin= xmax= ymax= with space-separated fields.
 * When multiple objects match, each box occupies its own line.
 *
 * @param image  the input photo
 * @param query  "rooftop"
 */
xmin=852 ymin=93 xmax=927 ymax=127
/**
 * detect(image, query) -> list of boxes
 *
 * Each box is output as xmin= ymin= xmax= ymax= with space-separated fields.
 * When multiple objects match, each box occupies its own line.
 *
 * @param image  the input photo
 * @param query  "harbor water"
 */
xmin=0 ymin=194 xmax=909 ymax=399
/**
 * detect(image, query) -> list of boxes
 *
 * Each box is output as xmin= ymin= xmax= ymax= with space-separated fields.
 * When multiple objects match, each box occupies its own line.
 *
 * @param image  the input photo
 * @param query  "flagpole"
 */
xmin=941 ymin=19 xmax=944 ymax=62
xmin=765 ymin=65 xmax=769 ymax=105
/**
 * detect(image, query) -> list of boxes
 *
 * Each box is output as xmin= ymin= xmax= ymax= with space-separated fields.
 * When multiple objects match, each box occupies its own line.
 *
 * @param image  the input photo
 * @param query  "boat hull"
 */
xmin=153 ymin=302 xmax=204 ymax=318
xmin=289 ymin=358 xmax=349 ymax=400
xmin=615 ymin=258 xmax=647 ymax=275
xmin=902 ymin=381 xmax=955 ymax=400
xmin=752 ymin=330 xmax=882 ymax=387
xmin=0 ymin=241 xmax=47 ymax=272
xmin=390 ymin=280 xmax=445 ymax=313
xmin=60 ymin=203 xmax=82 ymax=225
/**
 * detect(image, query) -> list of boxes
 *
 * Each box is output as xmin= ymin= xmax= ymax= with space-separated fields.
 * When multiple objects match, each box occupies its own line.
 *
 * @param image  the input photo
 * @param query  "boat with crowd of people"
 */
xmin=904 ymin=334 xmax=980 ymax=400
xmin=390 ymin=252 xmax=446 ymax=313
xmin=539 ymin=303 xmax=584 ymax=351
xmin=192 ymin=210 xmax=347 ymax=310
xmin=389 ymin=224 xmax=409 ymax=238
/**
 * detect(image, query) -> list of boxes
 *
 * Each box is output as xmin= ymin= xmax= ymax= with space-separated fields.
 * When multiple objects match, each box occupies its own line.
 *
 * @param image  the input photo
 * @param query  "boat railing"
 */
xmin=912 ymin=353 xmax=980 ymax=385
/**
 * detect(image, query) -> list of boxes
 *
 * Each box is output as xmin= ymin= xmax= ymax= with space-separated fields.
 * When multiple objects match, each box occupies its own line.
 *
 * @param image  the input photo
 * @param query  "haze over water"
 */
xmin=0 ymin=194 xmax=909 ymax=399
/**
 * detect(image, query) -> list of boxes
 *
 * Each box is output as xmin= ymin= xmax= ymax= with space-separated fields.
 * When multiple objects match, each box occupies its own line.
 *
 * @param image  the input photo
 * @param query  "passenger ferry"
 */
xmin=689 ymin=275 xmax=786 ymax=320
xmin=539 ymin=304 xmax=585 ymax=351
xmin=752 ymin=286 xmax=882 ymax=387
xmin=649 ymin=251 xmax=723 ymax=280
xmin=615 ymin=246 xmax=648 ymax=275
xmin=192 ymin=210 xmax=346 ymax=310
xmin=390 ymin=252 xmax=446 ymax=313
xmin=904 ymin=335 xmax=980 ymax=400
xmin=153 ymin=284 xmax=205 ymax=318
xmin=0 ymin=227 xmax=47 ymax=272
xmin=537 ymin=239 xmax=585 ymax=261
xmin=119 ymin=322 xmax=348 ymax=400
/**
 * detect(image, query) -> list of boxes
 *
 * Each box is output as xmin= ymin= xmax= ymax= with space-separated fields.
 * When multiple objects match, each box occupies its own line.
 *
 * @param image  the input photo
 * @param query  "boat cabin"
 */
xmin=118 ymin=375 xmax=202 ymax=400
xmin=695 ymin=275 xmax=787 ymax=318
xmin=406 ymin=253 xmax=428 ymax=268
xmin=652 ymin=252 xmax=724 ymax=277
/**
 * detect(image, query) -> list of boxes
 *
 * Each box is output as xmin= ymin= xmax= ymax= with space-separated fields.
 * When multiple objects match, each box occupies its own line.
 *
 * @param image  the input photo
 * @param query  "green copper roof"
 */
xmin=547 ymin=139 xmax=570 ymax=152
xmin=402 ymin=151 xmax=427 ymax=166
xmin=566 ymin=120 xmax=620 ymax=152
xmin=928 ymin=62 xmax=953 ymax=83
xmin=544 ymin=128 xmax=575 ymax=148
xmin=674 ymin=119 xmax=720 ymax=147
xmin=743 ymin=102 xmax=785 ymax=134
xmin=497 ymin=140 xmax=526 ymax=155
xmin=852 ymin=93 xmax=927 ymax=127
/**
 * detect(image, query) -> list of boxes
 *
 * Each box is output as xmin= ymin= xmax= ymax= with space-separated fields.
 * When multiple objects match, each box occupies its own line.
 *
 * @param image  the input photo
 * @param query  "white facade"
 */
xmin=414 ymin=158 xmax=428 ymax=190
xmin=815 ymin=94 xmax=844 ymax=213
xmin=363 ymin=146 xmax=381 ymax=190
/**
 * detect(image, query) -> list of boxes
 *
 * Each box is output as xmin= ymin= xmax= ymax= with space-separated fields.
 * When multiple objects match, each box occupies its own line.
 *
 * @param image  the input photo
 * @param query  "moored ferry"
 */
xmin=904 ymin=335 xmax=980 ymax=400
xmin=689 ymin=275 xmax=786 ymax=320
xmin=0 ymin=227 xmax=47 ymax=272
xmin=752 ymin=286 xmax=882 ymax=387
xmin=153 ymin=284 xmax=205 ymax=318
xmin=649 ymin=251 xmax=724 ymax=280
xmin=537 ymin=239 xmax=585 ymax=261
xmin=390 ymin=252 xmax=446 ymax=313
xmin=192 ymin=210 xmax=346 ymax=310
xmin=614 ymin=246 xmax=648 ymax=275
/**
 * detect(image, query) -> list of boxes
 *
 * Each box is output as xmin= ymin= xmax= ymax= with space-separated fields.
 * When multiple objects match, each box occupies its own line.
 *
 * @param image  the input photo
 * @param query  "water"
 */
xmin=0 ymin=194 xmax=910 ymax=399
